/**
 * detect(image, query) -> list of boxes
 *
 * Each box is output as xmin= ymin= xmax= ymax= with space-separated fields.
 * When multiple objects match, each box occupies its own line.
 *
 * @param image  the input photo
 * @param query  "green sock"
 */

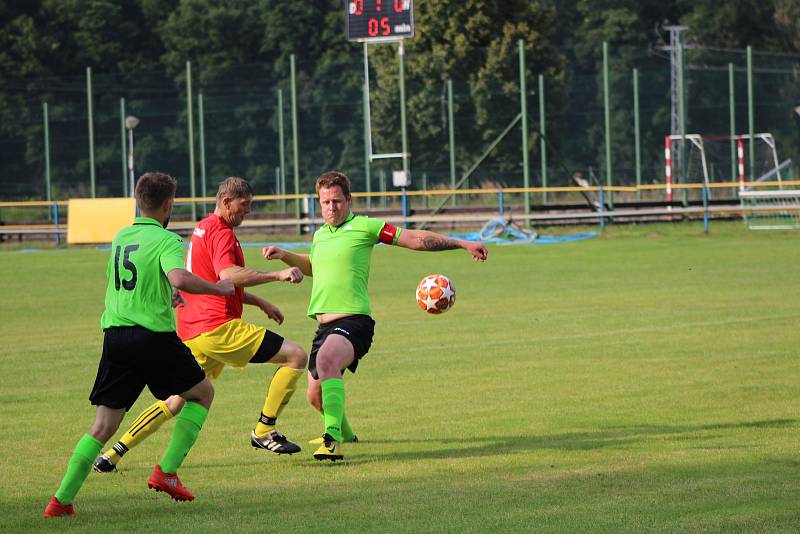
xmin=321 ymin=378 xmax=345 ymax=442
xmin=159 ymin=402 xmax=208 ymax=474
xmin=319 ymin=410 xmax=356 ymax=441
xmin=54 ymin=434 xmax=104 ymax=504
xmin=341 ymin=413 xmax=355 ymax=441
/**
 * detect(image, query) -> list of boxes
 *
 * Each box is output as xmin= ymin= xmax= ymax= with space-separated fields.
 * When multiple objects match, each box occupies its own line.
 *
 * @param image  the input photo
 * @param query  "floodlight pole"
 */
xmin=399 ymin=40 xmax=409 ymax=177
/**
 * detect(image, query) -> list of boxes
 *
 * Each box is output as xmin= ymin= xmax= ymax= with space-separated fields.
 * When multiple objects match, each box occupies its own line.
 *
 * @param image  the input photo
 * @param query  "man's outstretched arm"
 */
xmin=395 ymin=229 xmax=488 ymax=262
xmin=262 ymin=246 xmax=313 ymax=275
xmin=218 ymin=265 xmax=303 ymax=287
xmin=167 ymin=269 xmax=235 ymax=295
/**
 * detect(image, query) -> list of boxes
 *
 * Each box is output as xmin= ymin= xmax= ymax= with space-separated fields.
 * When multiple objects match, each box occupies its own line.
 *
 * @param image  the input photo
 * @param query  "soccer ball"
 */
xmin=415 ymin=274 xmax=456 ymax=314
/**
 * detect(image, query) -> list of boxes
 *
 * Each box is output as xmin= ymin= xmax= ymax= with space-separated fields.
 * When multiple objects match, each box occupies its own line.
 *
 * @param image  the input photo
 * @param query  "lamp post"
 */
xmin=125 ymin=115 xmax=140 ymax=196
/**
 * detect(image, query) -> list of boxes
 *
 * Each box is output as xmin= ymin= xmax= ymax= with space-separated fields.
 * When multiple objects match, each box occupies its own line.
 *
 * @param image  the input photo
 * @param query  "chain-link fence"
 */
xmin=1 ymin=42 xmax=798 ymax=209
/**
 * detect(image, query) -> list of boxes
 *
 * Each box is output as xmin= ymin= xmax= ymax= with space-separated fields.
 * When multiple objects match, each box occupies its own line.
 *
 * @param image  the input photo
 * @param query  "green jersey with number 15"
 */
xmin=100 ymin=217 xmax=186 ymax=332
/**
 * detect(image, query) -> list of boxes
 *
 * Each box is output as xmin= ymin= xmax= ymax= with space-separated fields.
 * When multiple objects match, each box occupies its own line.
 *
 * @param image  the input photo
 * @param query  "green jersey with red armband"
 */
xmin=307 ymin=212 xmax=400 ymax=318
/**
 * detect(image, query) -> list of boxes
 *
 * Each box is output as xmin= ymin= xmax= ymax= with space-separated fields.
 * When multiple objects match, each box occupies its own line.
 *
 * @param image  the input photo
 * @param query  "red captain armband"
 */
xmin=378 ymin=223 xmax=399 ymax=245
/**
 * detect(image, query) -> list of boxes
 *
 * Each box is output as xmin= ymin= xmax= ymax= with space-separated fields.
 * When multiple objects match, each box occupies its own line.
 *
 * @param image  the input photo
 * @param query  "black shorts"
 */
xmin=89 ymin=326 xmax=207 ymax=411
xmin=249 ymin=330 xmax=285 ymax=363
xmin=308 ymin=315 xmax=375 ymax=380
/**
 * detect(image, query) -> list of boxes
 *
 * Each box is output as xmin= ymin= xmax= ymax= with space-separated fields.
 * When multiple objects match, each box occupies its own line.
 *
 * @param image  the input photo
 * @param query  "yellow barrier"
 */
xmin=66 ymin=198 xmax=136 ymax=244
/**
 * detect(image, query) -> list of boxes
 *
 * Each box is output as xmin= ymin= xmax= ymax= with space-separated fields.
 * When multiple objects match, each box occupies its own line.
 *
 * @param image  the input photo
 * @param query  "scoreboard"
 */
xmin=346 ymin=0 xmax=414 ymax=42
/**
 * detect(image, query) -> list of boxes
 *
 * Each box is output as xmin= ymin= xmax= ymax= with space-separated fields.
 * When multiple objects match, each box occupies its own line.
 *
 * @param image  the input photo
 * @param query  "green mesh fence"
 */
xmin=1 ymin=43 xmax=798 ymax=209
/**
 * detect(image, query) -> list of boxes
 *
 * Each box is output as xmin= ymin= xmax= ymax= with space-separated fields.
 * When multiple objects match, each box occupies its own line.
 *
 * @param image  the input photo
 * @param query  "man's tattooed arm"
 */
xmin=415 ymin=234 xmax=461 ymax=251
xmin=395 ymin=228 xmax=488 ymax=261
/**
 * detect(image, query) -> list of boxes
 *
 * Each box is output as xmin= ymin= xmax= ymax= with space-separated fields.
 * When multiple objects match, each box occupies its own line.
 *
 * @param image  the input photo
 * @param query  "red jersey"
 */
xmin=177 ymin=213 xmax=245 ymax=340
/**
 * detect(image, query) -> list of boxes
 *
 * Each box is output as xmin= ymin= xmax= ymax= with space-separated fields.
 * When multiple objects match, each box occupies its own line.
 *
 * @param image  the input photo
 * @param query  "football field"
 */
xmin=1 ymin=221 xmax=799 ymax=532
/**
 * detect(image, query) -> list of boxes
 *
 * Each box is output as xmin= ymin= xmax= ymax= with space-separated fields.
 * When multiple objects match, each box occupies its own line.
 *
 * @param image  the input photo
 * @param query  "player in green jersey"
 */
xmin=45 ymin=172 xmax=234 ymax=518
xmin=263 ymin=171 xmax=488 ymax=461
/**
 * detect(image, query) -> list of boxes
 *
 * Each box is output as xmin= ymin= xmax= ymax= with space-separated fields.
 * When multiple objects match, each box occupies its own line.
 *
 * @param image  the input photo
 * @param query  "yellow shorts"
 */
xmin=184 ymin=319 xmax=266 ymax=380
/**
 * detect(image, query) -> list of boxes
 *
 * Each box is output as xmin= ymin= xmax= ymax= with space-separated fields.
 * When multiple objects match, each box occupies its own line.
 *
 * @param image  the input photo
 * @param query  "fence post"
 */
xmin=603 ymin=42 xmax=613 ymax=209
xmin=539 ymin=73 xmax=547 ymax=205
xmin=120 ymin=98 xmax=127 ymax=197
xmin=53 ymin=202 xmax=60 ymax=246
xmin=747 ymin=46 xmax=754 ymax=182
xmin=728 ymin=63 xmax=736 ymax=188
xmin=198 ymin=92 xmax=207 ymax=215
xmin=599 ymin=185 xmax=606 ymax=231
xmin=633 ymin=68 xmax=641 ymax=200
xmin=43 ymin=102 xmax=51 ymax=209
xmin=379 ymin=169 xmax=386 ymax=208
xmin=86 ymin=67 xmax=96 ymax=198
xmin=186 ymin=61 xmax=197 ymax=221
xmin=498 ymin=187 xmax=505 ymax=218
xmin=401 ymin=187 xmax=408 ymax=228
xmin=291 ymin=54 xmax=301 ymax=230
xmin=703 ymin=182 xmax=709 ymax=234
xmin=362 ymin=50 xmax=372 ymax=209
xmin=518 ymin=40 xmax=531 ymax=223
xmin=447 ymin=79 xmax=456 ymax=206
xmin=278 ymin=88 xmax=287 ymax=212
xmin=678 ymin=42 xmax=687 ymax=208
xmin=309 ymin=193 xmax=317 ymax=234
xmin=399 ymin=41 xmax=409 ymax=177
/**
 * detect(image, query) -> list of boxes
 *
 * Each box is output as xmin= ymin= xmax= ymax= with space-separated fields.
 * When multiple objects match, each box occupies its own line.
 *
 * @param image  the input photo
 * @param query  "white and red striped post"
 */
xmin=664 ymin=136 xmax=673 ymax=203
xmin=737 ymin=138 xmax=745 ymax=192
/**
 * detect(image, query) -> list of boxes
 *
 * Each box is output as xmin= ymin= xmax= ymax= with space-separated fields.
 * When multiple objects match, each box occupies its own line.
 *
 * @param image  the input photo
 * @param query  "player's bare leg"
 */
xmin=312 ymin=335 xmax=355 ymax=461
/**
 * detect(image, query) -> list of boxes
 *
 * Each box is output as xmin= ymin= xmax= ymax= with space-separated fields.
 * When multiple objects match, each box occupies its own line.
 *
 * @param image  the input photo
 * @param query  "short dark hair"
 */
xmin=216 ymin=176 xmax=253 ymax=203
xmin=315 ymin=171 xmax=351 ymax=199
xmin=135 ymin=172 xmax=177 ymax=212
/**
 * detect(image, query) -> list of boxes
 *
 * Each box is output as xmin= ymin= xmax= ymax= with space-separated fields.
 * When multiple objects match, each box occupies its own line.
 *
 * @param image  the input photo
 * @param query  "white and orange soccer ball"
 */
xmin=415 ymin=274 xmax=456 ymax=314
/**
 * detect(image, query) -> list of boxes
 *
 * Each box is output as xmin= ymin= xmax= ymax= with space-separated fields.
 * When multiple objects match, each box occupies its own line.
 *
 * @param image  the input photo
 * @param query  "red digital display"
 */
xmin=346 ymin=0 xmax=414 ymax=42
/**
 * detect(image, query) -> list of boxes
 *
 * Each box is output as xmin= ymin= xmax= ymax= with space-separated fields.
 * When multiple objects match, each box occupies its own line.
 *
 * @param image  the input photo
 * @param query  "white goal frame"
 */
xmin=664 ymin=133 xmax=782 ymax=201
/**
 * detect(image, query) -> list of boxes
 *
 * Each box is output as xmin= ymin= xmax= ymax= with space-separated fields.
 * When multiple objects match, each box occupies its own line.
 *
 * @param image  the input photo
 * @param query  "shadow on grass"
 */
xmin=350 ymin=418 xmax=800 ymax=463
xmin=114 ymin=418 xmax=796 ymax=472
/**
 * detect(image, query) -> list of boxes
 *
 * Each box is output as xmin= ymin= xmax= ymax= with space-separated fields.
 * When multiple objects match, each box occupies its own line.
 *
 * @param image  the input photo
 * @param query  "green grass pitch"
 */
xmin=1 ymin=221 xmax=799 ymax=532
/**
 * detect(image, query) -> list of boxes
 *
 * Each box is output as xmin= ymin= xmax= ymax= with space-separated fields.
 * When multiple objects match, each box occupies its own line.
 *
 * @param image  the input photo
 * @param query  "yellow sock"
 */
xmin=103 ymin=400 xmax=173 ymax=464
xmin=254 ymin=367 xmax=303 ymax=436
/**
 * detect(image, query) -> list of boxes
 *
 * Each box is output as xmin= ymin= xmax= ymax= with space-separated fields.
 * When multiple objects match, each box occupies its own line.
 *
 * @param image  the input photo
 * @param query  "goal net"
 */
xmin=739 ymin=189 xmax=800 ymax=230
xmin=664 ymin=133 xmax=787 ymax=201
